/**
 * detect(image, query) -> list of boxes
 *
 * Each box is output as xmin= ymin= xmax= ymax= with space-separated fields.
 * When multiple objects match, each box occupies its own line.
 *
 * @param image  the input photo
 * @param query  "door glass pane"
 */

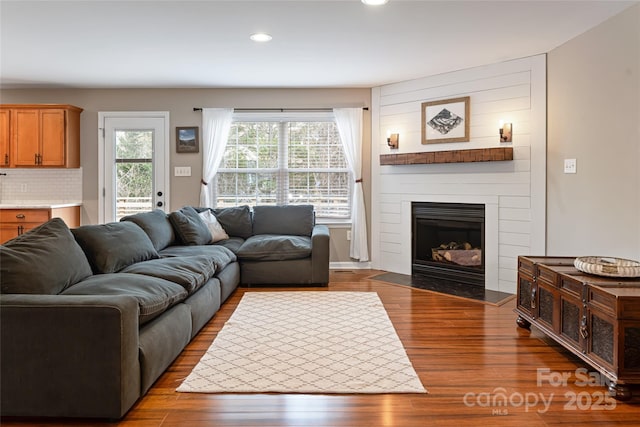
xmin=115 ymin=130 xmax=153 ymax=220
xmin=116 ymin=130 xmax=153 ymax=159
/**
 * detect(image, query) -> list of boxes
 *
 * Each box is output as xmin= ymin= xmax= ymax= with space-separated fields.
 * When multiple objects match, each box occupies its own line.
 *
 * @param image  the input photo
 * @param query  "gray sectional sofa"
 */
xmin=0 ymin=204 xmax=329 ymax=419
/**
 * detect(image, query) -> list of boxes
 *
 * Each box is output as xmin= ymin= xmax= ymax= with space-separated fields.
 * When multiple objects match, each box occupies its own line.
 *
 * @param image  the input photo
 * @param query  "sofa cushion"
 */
xmin=120 ymin=255 xmax=216 ymax=294
xmin=212 ymin=205 xmax=253 ymax=239
xmin=72 ymin=222 xmax=159 ymax=274
xmin=169 ymin=206 xmax=212 ymax=246
xmin=198 ymin=210 xmax=229 ymax=242
xmin=159 ymin=244 xmax=237 ymax=271
xmin=120 ymin=209 xmax=175 ymax=251
xmin=61 ymin=273 xmax=187 ymax=325
xmin=0 ymin=218 xmax=93 ymax=295
xmin=213 ymin=236 xmax=245 ymax=253
xmin=236 ymin=235 xmax=312 ymax=261
xmin=252 ymin=205 xmax=314 ymax=236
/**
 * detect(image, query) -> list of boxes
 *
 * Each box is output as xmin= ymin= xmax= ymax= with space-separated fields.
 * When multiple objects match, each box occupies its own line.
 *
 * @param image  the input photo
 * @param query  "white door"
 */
xmin=99 ymin=112 xmax=170 ymax=223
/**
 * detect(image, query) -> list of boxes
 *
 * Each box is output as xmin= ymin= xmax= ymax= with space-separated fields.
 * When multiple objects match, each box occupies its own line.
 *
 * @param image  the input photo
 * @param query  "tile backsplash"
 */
xmin=0 ymin=168 xmax=82 ymax=201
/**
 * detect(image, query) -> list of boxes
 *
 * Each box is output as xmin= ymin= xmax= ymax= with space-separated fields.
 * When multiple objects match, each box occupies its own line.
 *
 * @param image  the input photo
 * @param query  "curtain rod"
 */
xmin=193 ymin=107 xmax=368 ymax=112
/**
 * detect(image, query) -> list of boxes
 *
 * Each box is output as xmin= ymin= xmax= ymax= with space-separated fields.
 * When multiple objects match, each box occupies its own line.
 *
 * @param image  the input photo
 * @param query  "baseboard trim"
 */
xmin=330 ymin=261 xmax=373 ymax=270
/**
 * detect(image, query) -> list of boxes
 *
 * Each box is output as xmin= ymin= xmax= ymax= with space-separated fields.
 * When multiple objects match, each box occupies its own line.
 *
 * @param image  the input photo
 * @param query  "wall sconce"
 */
xmin=499 ymin=122 xmax=512 ymax=142
xmin=387 ymin=133 xmax=399 ymax=149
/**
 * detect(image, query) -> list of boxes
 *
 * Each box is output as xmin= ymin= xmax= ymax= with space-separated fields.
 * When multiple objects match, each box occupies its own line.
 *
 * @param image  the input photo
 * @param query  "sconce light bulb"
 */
xmin=387 ymin=133 xmax=399 ymax=148
xmin=499 ymin=122 xmax=512 ymax=142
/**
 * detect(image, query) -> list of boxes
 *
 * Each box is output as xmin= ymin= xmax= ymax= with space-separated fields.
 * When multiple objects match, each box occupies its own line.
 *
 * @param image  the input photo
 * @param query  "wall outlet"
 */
xmin=346 ymin=230 xmax=351 ymax=241
xmin=174 ymin=166 xmax=191 ymax=177
xmin=564 ymin=159 xmax=577 ymax=174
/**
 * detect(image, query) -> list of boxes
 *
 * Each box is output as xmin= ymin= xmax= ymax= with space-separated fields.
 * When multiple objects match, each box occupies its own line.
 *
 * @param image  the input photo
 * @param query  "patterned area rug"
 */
xmin=177 ymin=291 xmax=426 ymax=394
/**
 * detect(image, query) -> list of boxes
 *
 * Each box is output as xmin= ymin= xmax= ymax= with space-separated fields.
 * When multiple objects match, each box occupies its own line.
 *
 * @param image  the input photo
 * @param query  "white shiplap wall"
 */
xmin=370 ymin=55 xmax=546 ymax=294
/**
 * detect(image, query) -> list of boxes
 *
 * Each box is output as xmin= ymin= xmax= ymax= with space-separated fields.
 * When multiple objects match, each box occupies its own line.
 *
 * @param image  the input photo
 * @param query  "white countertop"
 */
xmin=0 ymin=200 xmax=82 ymax=209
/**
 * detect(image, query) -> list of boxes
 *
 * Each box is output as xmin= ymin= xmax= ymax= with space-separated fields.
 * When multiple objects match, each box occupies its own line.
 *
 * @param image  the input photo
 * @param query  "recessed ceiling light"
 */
xmin=361 ymin=0 xmax=389 ymax=5
xmin=250 ymin=33 xmax=272 ymax=42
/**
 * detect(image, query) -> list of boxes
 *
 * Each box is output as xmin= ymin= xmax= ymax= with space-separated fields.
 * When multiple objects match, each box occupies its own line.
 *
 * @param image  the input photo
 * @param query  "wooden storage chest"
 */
xmin=515 ymin=255 xmax=640 ymax=400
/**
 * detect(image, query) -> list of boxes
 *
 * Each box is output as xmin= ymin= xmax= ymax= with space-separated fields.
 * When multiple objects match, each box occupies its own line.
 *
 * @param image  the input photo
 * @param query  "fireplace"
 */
xmin=412 ymin=202 xmax=485 ymax=287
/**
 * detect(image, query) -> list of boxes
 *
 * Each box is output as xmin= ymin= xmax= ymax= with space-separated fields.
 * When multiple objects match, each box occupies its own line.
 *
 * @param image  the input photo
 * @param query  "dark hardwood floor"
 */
xmin=3 ymin=270 xmax=639 ymax=426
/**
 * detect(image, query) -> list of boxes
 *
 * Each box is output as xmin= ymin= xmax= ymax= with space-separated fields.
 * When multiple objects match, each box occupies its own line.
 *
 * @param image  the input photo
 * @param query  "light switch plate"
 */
xmin=564 ymin=159 xmax=577 ymax=174
xmin=174 ymin=166 xmax=191 ymax=177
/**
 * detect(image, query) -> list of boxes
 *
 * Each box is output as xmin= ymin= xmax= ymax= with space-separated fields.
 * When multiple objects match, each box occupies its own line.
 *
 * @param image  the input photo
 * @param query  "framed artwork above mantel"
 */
xmin=421 ymin=96 xmax=470 ymax=144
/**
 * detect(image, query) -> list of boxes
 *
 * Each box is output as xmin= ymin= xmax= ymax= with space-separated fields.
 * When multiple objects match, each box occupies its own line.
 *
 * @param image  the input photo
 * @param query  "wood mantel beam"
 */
xmin=380 ymin=147 xmax=513 ymax=165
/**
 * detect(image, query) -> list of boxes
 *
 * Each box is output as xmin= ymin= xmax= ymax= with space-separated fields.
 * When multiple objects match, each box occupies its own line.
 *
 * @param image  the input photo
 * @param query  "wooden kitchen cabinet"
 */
xmin=0 ymin=206 xmax=80 ymax=243
xmin=516 ymin=256 xmax=640 ymax=400
xmin=0 ymin=104 xmax=82 ymax=168
xmin=0 ymin=110 xmax=9 ymax=167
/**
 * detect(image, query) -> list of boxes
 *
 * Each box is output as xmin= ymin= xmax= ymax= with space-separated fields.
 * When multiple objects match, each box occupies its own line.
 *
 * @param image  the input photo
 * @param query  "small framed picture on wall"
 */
xmin=176 ymin=126 xmax=199 ymax=153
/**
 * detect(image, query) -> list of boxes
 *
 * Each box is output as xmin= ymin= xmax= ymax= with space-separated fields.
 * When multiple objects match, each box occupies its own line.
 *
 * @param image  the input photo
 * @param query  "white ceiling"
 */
xmin=0 ymin=0 xmax=636 ymax=89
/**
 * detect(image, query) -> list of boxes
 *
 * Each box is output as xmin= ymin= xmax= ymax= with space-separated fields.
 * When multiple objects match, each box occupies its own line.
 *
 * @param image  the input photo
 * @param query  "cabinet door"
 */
xmin=620 ymin=320 xmax=640 ymax=376
xmin=0 ymin=110 xmax=10 ymax=166
xmin=0 ymin=224 xmax=20 ymax=243
xmin=517 ymin=273 xmax=535 ymax=317
xmin=40 ymin=109 xmax=66 ymax=166
xmin=558 ymin=276 xmax=585 ymax=352
xmin=0 ymin=223 xmax=44 ymax=244
xmin=587 ymin=309 xmax=616 ymax=372
xmin=12 ymin=109 xmax=40 ymax=166
xmin=536 ymin=282 xmax=559 ymax=332
xmin=559 ymin=294 xmax=583 ymax=351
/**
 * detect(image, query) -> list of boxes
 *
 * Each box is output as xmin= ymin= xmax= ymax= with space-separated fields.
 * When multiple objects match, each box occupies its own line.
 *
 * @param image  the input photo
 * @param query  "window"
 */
xmin=215 ymin=113 xmax=351 ymax=219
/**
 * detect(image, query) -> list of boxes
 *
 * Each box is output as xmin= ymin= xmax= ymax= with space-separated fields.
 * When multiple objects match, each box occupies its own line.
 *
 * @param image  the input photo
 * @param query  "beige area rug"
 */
xmin=177 ymin=291 xmax=426 ymax=394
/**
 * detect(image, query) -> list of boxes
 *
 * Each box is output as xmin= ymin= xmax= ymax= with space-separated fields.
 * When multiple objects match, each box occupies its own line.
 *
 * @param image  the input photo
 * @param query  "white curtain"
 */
xmin=199 ymin=108 xmax=234 ymax=207
xmin=334 ymin=108 xmax=369 ymax=262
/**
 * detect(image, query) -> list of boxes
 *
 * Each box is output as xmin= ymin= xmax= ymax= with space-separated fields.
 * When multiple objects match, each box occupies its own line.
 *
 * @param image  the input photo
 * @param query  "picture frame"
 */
xmin=176 ymin=126 xmax=199 ymax=153
xmin=421 ymin=96 xmax=470 ymax=144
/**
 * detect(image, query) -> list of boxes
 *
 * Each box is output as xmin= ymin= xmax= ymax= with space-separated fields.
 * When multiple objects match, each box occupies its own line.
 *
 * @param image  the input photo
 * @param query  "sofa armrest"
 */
xmin=0 ymin=294 xmax=141 ymax=419
xmin=311 ymin=224 xmax=330 ymax=284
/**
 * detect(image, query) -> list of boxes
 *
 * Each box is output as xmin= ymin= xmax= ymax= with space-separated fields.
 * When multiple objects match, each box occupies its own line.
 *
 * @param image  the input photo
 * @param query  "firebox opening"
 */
xmin=412 ymin=202 xmax=485 ymax=287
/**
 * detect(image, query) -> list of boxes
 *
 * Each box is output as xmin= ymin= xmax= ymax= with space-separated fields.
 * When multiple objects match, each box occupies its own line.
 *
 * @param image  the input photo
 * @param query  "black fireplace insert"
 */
xmin=412 ymin=202 xmax=485 ymax=287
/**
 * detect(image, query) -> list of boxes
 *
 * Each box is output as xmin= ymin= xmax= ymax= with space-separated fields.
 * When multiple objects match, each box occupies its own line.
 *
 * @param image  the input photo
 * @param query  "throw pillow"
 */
xmin=72 ymin=221 xmax=159 ymax=274
xmin=0 ymin=218 xmax=94 ymax=294
xmin=169 ymin=206 xmax=212 ymax=245
xmin=120 ymin=209 xmax=175 ymax=251
xmin=212 ymin=205 xmax=253 ymax=238
xmin=198 ymin=210 xmax=229 ymax=243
